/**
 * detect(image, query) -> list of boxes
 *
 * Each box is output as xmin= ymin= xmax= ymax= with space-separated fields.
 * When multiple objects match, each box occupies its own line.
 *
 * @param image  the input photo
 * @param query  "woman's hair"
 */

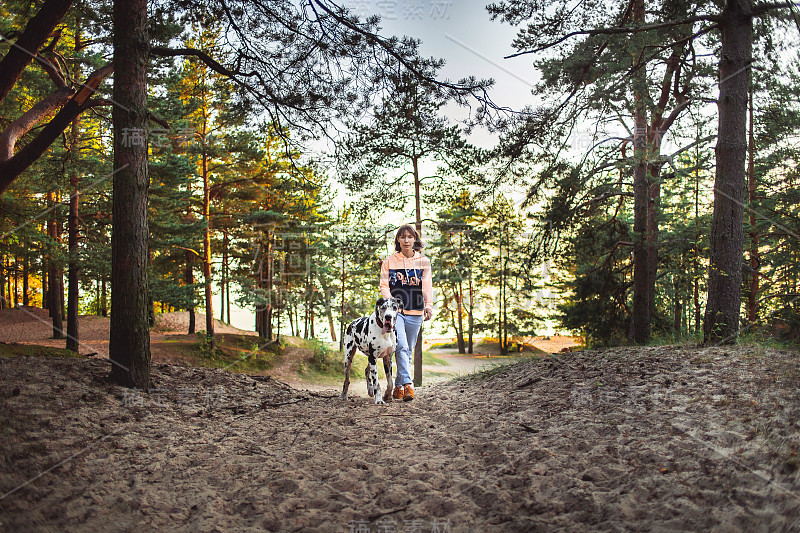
xmin=394 ymin=224 xmax=424 ymax=252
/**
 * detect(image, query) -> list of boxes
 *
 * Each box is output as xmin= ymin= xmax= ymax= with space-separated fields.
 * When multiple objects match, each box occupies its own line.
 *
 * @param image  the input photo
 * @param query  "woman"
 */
xmin=380 ymin=224 xmax=434 ymax=401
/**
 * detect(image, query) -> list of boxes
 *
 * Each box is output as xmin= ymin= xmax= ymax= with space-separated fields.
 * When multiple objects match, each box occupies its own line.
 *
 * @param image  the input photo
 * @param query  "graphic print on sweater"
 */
xmin=389 ymin=268 xmax=425 ymax=311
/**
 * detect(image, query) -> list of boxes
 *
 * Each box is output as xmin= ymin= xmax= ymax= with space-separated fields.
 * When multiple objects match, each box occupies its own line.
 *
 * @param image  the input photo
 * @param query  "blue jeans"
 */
xmin=395 ymin=313 xmax=423 ymax=387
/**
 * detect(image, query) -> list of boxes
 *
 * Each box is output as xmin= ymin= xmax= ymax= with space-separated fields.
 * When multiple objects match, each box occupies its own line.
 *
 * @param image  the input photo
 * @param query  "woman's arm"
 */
xmin=379 ymin=257 xmax=392 ymax=299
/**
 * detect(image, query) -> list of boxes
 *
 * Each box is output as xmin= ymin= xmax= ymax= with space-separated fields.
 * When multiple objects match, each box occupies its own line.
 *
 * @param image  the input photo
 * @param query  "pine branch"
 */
xmin=504 ymin=14 xmax=720 ymax=59
xmin=0 ymin=0 xmax=74 ymax=104
xmin=0 ymin=63 xmax=113 ymax=194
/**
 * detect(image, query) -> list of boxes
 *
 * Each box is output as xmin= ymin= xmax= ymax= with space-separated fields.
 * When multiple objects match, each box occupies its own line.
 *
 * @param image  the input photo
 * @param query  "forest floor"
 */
xmin=1 ymin=308 xmax=799 ymax=531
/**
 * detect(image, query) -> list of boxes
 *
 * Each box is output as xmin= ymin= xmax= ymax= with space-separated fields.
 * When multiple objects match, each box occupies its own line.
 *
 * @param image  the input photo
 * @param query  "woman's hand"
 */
xmin=424 ymin=308 xmax=432 ymax=321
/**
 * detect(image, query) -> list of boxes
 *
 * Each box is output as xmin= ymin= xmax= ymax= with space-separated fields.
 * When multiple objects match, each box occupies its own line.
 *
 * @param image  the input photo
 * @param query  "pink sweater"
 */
xmin=379 ymin=251 xmax=434 ymax=316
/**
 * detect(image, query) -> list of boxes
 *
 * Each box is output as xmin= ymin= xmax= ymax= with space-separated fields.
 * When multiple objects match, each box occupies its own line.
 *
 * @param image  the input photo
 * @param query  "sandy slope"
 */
xmin=1 ymin=344 xmax=798 ymax=532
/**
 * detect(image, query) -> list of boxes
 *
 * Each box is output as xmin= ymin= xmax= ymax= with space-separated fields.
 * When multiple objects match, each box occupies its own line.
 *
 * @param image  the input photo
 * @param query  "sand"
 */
xmin=2 ymin=339 xmax=799 ymax=532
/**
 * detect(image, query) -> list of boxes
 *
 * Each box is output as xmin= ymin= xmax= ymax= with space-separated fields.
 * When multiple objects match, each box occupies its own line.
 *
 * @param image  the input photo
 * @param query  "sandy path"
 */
xmin=1 ymin=344 xmax=798 ymax=532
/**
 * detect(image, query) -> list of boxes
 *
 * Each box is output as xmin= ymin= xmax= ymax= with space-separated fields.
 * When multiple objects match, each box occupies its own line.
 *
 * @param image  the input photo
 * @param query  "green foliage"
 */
xmin=557 ymin=216 xmax=632 ymax=347
xmin=307 ymin=338 xmax=342 ymax=375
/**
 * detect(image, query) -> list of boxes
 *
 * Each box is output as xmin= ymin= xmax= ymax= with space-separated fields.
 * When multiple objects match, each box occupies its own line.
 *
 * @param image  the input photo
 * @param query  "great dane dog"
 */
xmin=340 ymin=297 xmax=403 ymax=404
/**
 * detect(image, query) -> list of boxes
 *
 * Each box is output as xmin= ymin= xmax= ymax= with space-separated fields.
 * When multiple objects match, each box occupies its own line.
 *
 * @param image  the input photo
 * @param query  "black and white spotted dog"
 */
xmin=340 ymin=297 xmax=403 ymax=404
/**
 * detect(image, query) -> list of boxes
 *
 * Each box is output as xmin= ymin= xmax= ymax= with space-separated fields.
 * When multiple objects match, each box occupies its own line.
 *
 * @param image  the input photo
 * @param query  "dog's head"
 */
xmin=375 ymin=297 xmax=403 ymax=334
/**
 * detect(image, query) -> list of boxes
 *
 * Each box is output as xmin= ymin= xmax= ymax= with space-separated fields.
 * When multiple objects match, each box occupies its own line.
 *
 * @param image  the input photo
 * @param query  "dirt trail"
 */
xmin=1 ymin=343 xmax=798 ymax=532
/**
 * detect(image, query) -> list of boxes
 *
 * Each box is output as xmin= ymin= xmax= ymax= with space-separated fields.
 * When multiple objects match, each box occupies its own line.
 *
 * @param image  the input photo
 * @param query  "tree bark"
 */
xmin=0 ymin=256 xmax=5 ymax=310
xmin=220 ymin=232 xmax=227 ymax=323
xmin=109 ymin=0 xmax=151 ymax=389
xmin=47 ymin=191 xmax=63 ymax=338
xmin=456 ymin=233 xmax=465 ymax=353
xmin=66 ymin=170 xmax=80 ymax=350
xmin=66 ymin=21 xmax=81 ymax=352
xmin=13 ymin=256 xmax=18 ymax=308
xmin=42 ymin=261 xmax=48 ymax=310
xmin=468 ymin=267 xmax=474 ymax=354
xmin=22 ymin=252 xmax=29 ymax=306
xmin=186 ymin=249 xmax=196 ymax=334
xmin=201 ymin=132 xmax=215 ymax=344
xmin=0 ymin=0 xmax=73 ymax=104
xmin=101 ymin=277 xmax=107 ymax=317
xmin=629 ymin=0 xmax=651 ymax=344
xmin=704 ymin=0 xmax=752 ymax=343
xmin=412 ymin=154 xmax=423 ymax=386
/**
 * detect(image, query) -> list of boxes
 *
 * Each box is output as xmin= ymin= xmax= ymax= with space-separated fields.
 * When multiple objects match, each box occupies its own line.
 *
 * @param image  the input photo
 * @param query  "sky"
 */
xmin=355 ymin=0 xmax=541 ymax=146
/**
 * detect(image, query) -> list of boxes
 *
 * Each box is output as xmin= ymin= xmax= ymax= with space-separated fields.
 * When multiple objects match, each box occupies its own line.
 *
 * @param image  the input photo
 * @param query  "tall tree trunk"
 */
xmin=339 ymin=248 xmax=345 ymax=351
xmin=266 ymin=231 xmax=273 ymax=340
xmin=468 ymin=267 xmax=474 ymax=354
xmin=704 ymin=0 xmax=752 ymax=343
xmin=0 ymin=256 xmax=5 ymax=310
xmin=66 ymin=22 xmax=81 ymax=352
xmin=110 ymin=0 xmax=151 ymax=389
xmin=307 ymin=267 xmax=315 ymax=338
xmin=1 ymin=256 xmax=6 ymax=309
xmin=412 ymin=153 xmax=423 ymax=387
xmin=747 ymin=85 xmax=759 ymax=324
xmin=456 ymin=283 xmax=465 ymax=353
xmin=13 ymin=256 xmax=18 ymax=307
xmin=304 ymin=269 xmax=309 ymax=339
xmin=101 ymin=277 xmax=107 ymax=317
xmin=186 ymin=249 xmax=196 ymax=334
xmin=225 ymin=230 xmax=231 ymax=324
xmin=220 ymin=232 xmax=227 ymax=323
xmin=502 ymin=256 xmax=508 ymax=355
xmin=497 ymin=238 xmax=503 ymax=355
xmin=42 ymin=263 xmax=48 ymax=310
xmin=22 ymin=252 xmax=29 ymax=306
xmin=67 ymin=172 xmax=80 ymax=350
xmin=629 ymin=0 xmax=651 ymax=344
xmin=47 ymin=191 xmax=63 ymax=338
xmin=201 ymin=144 xmax=215 ymax=344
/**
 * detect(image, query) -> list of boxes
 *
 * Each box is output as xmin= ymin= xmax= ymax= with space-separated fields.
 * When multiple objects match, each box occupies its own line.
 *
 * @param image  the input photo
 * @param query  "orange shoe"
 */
xmin=392 ymin=386 xmax=405 ymax=400
xmin=403 ymin=384 xmax=414 ymax=402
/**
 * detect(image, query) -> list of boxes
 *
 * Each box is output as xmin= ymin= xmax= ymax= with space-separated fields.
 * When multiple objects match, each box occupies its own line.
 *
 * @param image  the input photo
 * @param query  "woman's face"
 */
xmin=398 ymin=230 xmax=416 ymax=251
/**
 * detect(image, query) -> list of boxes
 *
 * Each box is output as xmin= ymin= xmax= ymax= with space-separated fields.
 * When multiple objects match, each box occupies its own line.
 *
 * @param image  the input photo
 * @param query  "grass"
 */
xmin=428 ymin=341 xmax=459 ymax=350
xmin=0 ymin=343 xmax=82 ymax=359
xmin=421 ymin=350 xmax=450 ymax=366
xmin=195 ymin=333 xmax=281 ymax=373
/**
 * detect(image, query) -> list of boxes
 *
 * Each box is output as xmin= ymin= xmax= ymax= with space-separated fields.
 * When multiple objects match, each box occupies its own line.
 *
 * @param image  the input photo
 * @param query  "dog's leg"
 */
xmin=366 ymin=354 xmax=383 ymax=404
xmin=382 ymin=351 xmax=393 ymax=403
xmin=340 ymin=339 xmax=356 ymax=400
xmin=364 ymin=364 xmax=372 ymax=396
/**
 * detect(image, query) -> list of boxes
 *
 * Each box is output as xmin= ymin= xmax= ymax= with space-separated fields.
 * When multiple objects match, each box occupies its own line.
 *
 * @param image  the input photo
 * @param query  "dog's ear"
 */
xmin=394 ymin=297 xmax=404 ymax=311
xmin=375 ymin=298 xmax=385 ymax=316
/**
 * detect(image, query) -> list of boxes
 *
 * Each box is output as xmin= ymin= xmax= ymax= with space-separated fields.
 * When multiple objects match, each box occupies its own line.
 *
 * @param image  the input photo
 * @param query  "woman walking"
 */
xmin=380 ymin=224 xmax=434 ymax=401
